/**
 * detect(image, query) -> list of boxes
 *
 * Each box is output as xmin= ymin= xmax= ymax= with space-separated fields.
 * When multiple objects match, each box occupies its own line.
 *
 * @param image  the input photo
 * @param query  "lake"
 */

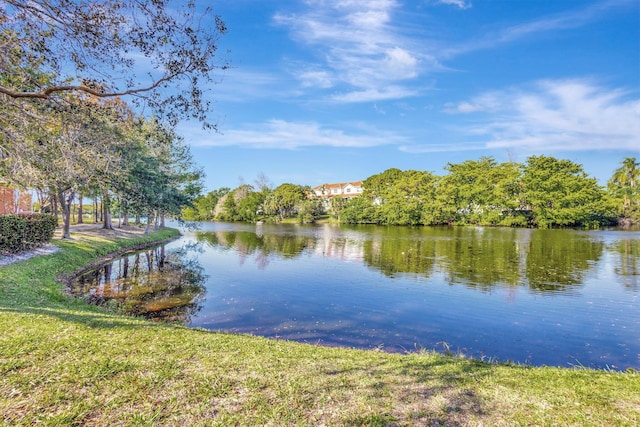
xmin=70 ymin=221 xmax=640 ymax=370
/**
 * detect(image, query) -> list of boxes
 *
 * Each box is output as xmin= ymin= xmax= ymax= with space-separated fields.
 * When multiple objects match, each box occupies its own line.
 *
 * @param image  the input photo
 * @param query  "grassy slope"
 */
xmin=0 ymin=229 xmax=638 ymax=426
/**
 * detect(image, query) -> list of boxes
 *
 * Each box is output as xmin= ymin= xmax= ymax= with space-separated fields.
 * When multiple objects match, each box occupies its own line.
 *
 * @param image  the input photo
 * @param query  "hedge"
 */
xmin=0 ymin=214 xmax=57 ymax=255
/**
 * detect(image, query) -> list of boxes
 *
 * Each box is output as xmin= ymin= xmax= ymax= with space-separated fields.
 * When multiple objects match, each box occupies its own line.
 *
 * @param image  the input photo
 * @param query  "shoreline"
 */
xmin=1 ymin=226 xmax=638 ymax=425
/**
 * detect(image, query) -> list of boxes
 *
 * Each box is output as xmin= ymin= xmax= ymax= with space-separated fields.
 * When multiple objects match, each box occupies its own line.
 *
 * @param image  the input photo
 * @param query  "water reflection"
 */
xmin=610 ymin=239 xmax=640 ymax=290
xmin=69 ymin=243 xmax=207 ymax=323
xmin=72 ymin=222 xmax=640 ymax=369
xmin=196 ymin=229 xmax=315 ymax=269
xmin=196 ymin=225 xmax=608 ymax=294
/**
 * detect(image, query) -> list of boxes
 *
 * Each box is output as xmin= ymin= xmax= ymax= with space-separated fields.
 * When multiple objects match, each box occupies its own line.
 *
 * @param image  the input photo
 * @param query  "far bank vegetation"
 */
xmin=184 ymin=156 xmax=640 ymax=228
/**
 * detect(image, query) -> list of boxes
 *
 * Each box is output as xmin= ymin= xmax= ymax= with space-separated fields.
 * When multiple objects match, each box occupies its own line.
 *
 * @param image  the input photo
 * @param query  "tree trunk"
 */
xmin=102 ymin=191 xmax=113 ymax=230
xmin=122 ymin=200 xmax=129 ymax=226
xmin=94 ymin=198 xmax=99 ymax=223
xmin=51 ymin=192 xmax=58 ymax=217
xmin=159 ymin=211 xmax=165 ymax=228
xmin=77 ymin=194 xmax=84 ymax=224
xmin=57 ymin=189 xmax=74 ymax=239
xmin=144 ymin=210 xmax=153 ymax=234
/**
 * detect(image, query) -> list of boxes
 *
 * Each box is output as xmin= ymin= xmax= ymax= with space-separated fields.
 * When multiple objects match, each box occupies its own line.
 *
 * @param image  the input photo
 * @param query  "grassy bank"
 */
xmin=1 ymin=229 xmax=639 ymax=426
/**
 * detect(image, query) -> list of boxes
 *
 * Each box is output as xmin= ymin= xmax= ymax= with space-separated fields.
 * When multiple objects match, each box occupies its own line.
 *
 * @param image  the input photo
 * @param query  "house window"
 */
xmin=346 ymin=188 xmax=351 ymax=193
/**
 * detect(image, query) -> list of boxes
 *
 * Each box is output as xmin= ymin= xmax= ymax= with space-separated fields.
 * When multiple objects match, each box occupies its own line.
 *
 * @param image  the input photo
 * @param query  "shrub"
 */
xmin=0 ymin=214 xmax=57 ymax=254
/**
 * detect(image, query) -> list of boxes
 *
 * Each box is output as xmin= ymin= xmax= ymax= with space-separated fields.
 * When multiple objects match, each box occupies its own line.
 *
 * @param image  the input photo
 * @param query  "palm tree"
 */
xmin=608 ymin=157 xmax=640 ymax=208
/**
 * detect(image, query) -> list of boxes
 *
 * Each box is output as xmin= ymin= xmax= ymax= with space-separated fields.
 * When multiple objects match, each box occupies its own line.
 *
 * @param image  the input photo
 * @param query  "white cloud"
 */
xmin=274 ymin=0 xmax=430 ymax=103
xmin=212 ymin=69 xmax=288 ymax=102
xmin=436 ymin=0 xmax=472 ymax=10
xmin=449 ymin=79 xmax=640 ymax=151
xmin=384 ymin=47 xmax=419 ymax=79
xmin=297 ymin=69 xmax=334 ymax=89
xmin=331 ymin=86 xmax=416 ymax=103
xmin=190 ymin=119 xmax=408 ymax=149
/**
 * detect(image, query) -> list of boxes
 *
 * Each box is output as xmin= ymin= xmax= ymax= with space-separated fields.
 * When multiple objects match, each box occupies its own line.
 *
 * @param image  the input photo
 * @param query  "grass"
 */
xmin=1 ymin=228 xmax=639 ymax=426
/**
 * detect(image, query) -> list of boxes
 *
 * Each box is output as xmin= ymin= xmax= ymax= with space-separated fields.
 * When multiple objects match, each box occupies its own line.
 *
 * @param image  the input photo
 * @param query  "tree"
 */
xmin=440 ymin=157 xmax=522 ymax=225
xmin=521 ymin=156 xmax=609 ymax=228
xmin=296 ymin=198 xmax=323 ymax=224
xmin=608 ymin=157 xmax=640 ymax=222
xmin=183 ymin=187 xmax=230 ymax=221
xmin=1 ymin=96 xmax=125 ymax=237
xmin=264 ymin=183 xmax=307 ymax=221
xmin=362 ymin=168 xmax=403 ymax=203
xmin=380 ymin=170 xmax=438 ymax=226
xmin=340 ymin=195 xmax=379 ymax=224
xmin=1 ymin=0 xmax=228 ymax=126
xmin=116 ymin=118 xmax=202 ymax=232
xmin=330 ymin=195 xmax=347 ymax=219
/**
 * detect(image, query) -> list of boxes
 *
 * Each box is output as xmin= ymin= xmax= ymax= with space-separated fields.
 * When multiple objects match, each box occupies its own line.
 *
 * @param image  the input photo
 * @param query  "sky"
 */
xmin=177 ymin=0 xmax=640 ymax=192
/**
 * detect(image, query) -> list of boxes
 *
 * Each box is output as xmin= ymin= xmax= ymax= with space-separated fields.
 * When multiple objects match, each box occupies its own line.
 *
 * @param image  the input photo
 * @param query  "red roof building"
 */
xmin=0 ymin=185 xmax=32 ymax=215
xmin=310 ymin=181 xmax=364 ymax=200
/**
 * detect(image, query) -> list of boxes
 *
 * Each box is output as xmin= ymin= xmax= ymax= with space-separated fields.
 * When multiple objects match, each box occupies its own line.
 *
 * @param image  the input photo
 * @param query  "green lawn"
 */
xmin=1 ymin=228 xmax=638 ymax=426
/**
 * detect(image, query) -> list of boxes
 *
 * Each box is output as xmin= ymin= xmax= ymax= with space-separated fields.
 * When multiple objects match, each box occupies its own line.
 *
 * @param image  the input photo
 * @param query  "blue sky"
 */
xmin=177 ymin=0 xmax=639 ymax=191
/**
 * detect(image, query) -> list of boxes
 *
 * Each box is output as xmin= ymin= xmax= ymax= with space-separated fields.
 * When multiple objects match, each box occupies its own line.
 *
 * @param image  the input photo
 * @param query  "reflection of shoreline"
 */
xmin=313 ymin=226 xmax=364 ymax=262
xmin=69 ymin=243 xmax=207 ymax=323
xmin=195 ymin=225 xmax=624 ymax=295
xmin=197 ymin=226 xmax=368 ymax=264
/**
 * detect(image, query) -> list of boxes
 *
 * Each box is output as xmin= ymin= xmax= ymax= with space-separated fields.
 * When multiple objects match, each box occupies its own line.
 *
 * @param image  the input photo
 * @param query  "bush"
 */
xmin=0 ymin=214 xmax=57 ymax=254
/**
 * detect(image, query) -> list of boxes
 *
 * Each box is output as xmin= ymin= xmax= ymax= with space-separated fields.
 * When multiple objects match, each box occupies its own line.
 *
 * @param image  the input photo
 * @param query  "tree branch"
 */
xmin=0 ymin=70 xmax=183 ymax=100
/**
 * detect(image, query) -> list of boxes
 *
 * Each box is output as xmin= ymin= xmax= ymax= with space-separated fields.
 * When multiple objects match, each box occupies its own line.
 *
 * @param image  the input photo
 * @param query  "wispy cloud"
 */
xmin=212 ymin=69 xmax=290 ymax=102
xmin=331 ymin=86 xmax=417 ymax=103
xmin=189 ymin=119 xmax=408 ymax=149
xmin=273 ymin=0 xmax=434 ymax=103
xmin=445 ymin=79 xmax=640 ymax=152
xmin=436 ymin=0 xmax=472 ymax=10
xmin=445 ymin=0 xmax=634 ymax=56
xmin=271 ymin=0 xmax=632 ymax=103
xmin=399 ymin=142 xmax=486 ymax=153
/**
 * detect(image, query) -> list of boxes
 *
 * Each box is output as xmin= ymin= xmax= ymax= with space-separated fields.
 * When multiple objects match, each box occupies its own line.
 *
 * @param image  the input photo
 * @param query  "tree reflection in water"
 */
xmin=197 ymin=225 xmax=609 ymax=295
xmin=196 ymin=229 xmax=314 ymax=270
xmin=69 ymin=243 xmax=207 ymax=323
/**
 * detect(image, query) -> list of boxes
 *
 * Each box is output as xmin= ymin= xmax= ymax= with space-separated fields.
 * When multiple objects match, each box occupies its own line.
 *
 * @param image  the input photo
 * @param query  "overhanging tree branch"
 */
xmin=0 ymin=70 xmax=183 ymax=99
xmin=1 ymin=0 xmax=228 ymax=125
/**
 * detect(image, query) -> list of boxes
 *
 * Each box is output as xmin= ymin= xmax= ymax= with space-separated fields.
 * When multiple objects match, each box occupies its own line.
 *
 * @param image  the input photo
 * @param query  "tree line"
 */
xmin=190 ymin=156 xmax=639 ymax=228
xmin=1 ymin=1 xmax=226 ymax=238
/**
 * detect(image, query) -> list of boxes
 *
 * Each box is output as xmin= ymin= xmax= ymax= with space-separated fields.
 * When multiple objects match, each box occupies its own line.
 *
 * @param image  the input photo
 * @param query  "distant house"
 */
xmin=0 ymin=185 xmax=32 ymax=215
xmin=310 ymin=181 xmax=364 ymax=210
xmin=311 ymin=181 xmax=364 ymax=200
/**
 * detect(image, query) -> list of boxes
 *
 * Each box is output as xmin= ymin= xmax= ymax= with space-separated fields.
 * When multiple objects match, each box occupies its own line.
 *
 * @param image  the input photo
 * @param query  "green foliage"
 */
xmin=338 ymin=155 xmax=617 ymax=229
xmin=607 ymin=157 xmax=640 ymax=223
xmin=1 ymin=0 xmax=228 ymax=126
xmin=217 ymin=185 xmax=266 ymax=223
xmin=183 ymin=187 xmax=231 ymax=221
xmin=380 ymin=169 xmax=438 ymax=225
xmin=340 ymin=196 xmax=380 ymax=224
xmin=296 ymin=198 xmax=323 ymax=224
xmin=263 ymin=183 xmax=307 ymax=221
xmin=522 ymin=156 xmax=610 ymax=228
xmin=117 ymin=118 xmax=203 ymax=228
xmin=440 ymin=157 xmax=522 ymax=225
xmin=0 ymin=213 xmax=57 ymax=254
xmin=237 ymin=191 xmax=266 ymax=223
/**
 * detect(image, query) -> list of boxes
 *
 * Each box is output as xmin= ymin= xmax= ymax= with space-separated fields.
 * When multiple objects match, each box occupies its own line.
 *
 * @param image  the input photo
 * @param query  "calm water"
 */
xmin=70 ymin=222 xmax=640 ymax=370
